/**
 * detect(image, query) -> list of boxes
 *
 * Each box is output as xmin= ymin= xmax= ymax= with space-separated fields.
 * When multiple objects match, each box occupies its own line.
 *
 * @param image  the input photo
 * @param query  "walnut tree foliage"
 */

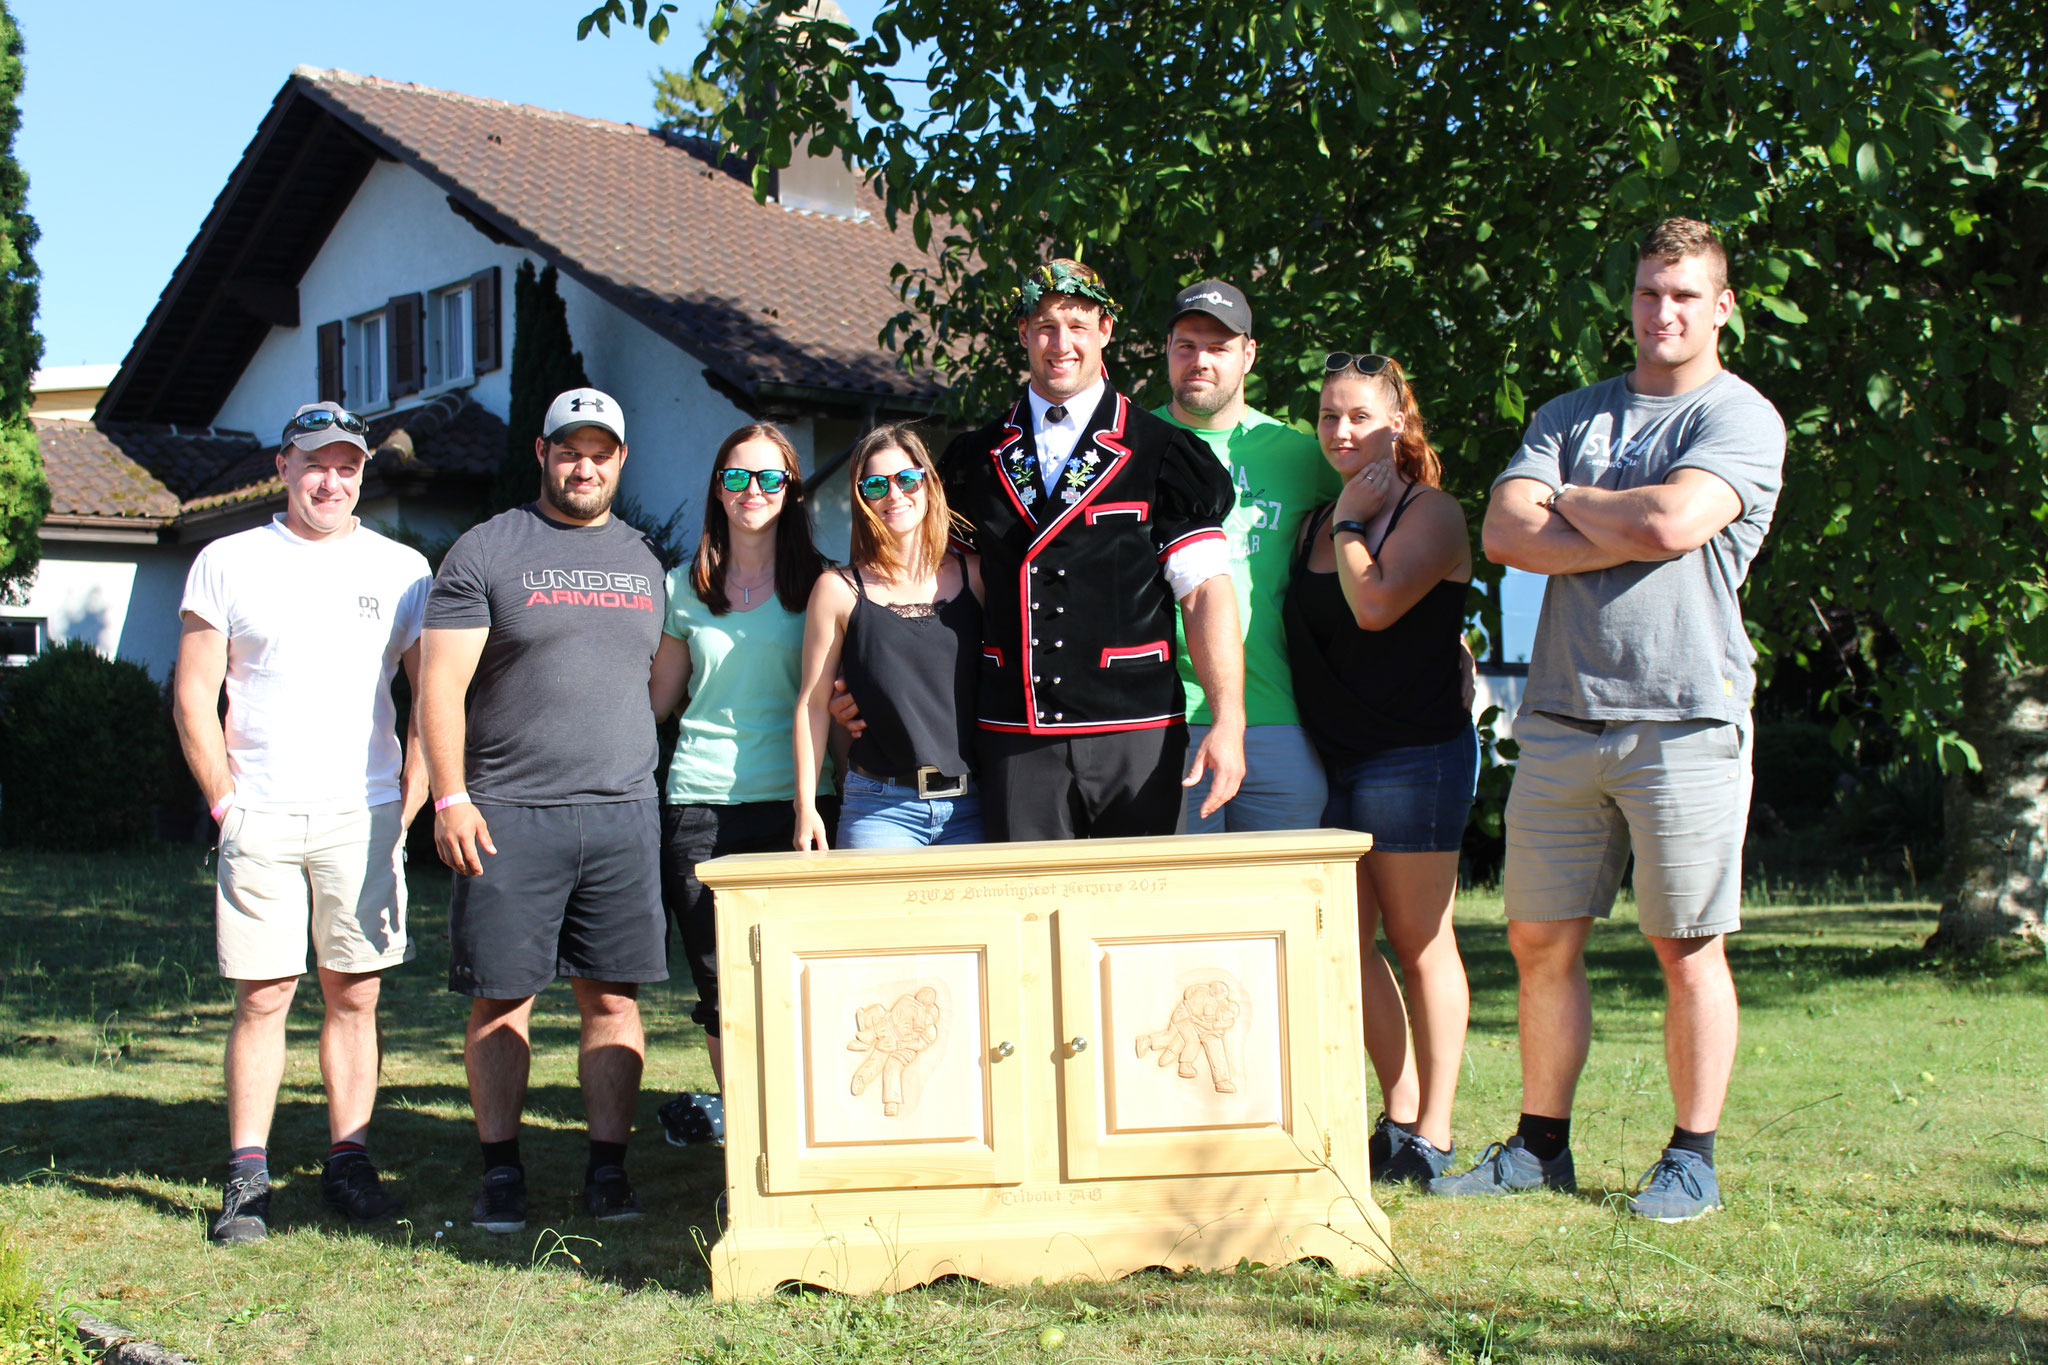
xmin=0 ymin=0 xmax=44 ymax=606
xmin=585 ymin=0 xmax=2048 ymax=936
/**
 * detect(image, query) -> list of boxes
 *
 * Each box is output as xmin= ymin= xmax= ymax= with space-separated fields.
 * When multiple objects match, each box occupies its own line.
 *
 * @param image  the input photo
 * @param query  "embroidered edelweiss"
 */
xmin=1081 ymin=452 xmax=1100 ymax=466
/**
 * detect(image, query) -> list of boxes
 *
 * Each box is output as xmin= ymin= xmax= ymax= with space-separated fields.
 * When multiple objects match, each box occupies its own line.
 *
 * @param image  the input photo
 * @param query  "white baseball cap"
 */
xmin=543 ymin=387 xmax=625 ymax=444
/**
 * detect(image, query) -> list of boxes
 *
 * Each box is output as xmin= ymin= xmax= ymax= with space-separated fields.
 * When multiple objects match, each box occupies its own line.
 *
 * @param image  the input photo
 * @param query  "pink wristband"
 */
xmin=434 ymin=793 xmax=472 ymax=813
xmin=210 ymin=792 xmax=235 ymax=823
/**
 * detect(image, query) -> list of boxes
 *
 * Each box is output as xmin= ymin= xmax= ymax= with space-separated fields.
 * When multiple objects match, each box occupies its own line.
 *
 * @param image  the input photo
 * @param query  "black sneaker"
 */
xmin=470 ymin=1165 xmax=527 ymax=1234
xmin=1379 ymin=1129 xmax=1456 ymax=1187
xmin=658 ymin=1092 xmax=725 ymax=1147
xmin=321 ymin=1155 xmax=403 ymax=1225
xmin=210 ymin=1171 xmax=271 ymax=1246
xmin=1367 ymin=1114 xmax=1397 ymax=1176
xmin=583 ymin=1164 xmax=645 ymax=1222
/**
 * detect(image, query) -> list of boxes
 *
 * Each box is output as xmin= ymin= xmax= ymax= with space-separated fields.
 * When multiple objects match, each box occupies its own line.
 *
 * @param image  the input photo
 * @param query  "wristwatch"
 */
xmin=1332 ymin=520 xmax=1372 ymax=541
xmin=1544 ymin=483 xmax=1575 ymax=511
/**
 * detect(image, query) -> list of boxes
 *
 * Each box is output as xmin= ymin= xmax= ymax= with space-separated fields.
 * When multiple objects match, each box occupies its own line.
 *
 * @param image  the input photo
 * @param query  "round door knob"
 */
xmin=996 ymin=1040 xmax=1015 ymax=1057
xmin=1069 ymin=1035 xmax=1090 ymax=1053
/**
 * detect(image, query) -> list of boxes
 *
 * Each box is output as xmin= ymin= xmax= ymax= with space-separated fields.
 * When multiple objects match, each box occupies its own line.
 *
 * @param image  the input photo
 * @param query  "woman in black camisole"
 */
xmin=794 ymin=424 xmax=985 ymax=849
xmin=1282 ymin=353 xmax=1479 ymax=1188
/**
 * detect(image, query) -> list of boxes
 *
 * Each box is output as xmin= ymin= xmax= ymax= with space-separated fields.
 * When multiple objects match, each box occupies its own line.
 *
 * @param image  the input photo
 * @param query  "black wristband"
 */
xmin=1332 ymin=520 xmax=1372 ymax=541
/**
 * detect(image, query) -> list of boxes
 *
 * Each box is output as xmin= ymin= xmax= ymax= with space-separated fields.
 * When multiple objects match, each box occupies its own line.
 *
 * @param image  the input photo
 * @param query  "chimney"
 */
xmin=769 ymin=0 xmax=868 ymax=219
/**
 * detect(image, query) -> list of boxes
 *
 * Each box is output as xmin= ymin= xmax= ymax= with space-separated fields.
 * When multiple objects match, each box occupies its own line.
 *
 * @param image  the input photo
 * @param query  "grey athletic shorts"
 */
xmin=1502 ymin=713 xmax=1752 ymax=939
xmin=448 ymin=799 xmax=667 ymax=998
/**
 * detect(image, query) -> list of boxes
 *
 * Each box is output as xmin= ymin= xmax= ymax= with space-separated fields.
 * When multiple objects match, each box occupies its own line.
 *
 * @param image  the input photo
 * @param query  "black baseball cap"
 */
xmin=1169 ymin=279 xmax=1252 ymax=336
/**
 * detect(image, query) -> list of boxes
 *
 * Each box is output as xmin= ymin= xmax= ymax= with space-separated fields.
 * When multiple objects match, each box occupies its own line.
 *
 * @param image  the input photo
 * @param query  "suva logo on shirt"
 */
xmin=521 ymin=569 xmax=657 ymax=610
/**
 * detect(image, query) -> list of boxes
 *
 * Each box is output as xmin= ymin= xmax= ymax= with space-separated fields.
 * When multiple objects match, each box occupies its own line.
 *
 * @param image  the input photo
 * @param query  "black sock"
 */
xmin=325 ymin=1140 xmax=369 ymax=1172
xmin=481 ymin=1138 xmax=522 ymax=1174
xmin=1385 ymin=1115 xmax=1417 ymax=1136
xmin=1516 ymin=1113 xmax=1571 ymax=1162
xmin=1668 ymin=1125 xmax=1716 ymax=1168
xmin=587 ymin=1139 xmax=628 ymax=1180
xmin=228 ymin=1145 xmax=267 ymax=1181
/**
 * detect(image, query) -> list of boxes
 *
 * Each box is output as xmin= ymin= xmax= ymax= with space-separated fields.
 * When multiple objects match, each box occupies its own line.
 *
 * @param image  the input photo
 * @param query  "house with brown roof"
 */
xmin=9 ymin=65 xmax=942 ymax=676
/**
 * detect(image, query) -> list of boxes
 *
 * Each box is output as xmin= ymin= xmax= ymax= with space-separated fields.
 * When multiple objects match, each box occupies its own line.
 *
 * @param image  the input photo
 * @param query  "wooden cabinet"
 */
xmin=699 ymin=830 xmax=1388 ymax=1299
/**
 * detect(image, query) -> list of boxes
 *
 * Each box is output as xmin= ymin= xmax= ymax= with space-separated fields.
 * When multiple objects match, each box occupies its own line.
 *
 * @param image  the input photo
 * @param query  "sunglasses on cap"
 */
xmin=720 ymin=467 xmax=791 ymax=494
xmin=858 ymin=468 xmax=928 ymax=501
xmin=1323 ymin=353 xmax=1406 ymax=397
xmin=281 ymin=408 xmax=367 ymax=443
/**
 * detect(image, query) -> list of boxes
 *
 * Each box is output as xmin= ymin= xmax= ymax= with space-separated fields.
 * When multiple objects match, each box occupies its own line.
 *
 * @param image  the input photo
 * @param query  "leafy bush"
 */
xmin=0 ymin=640 xmax=169 ymax=850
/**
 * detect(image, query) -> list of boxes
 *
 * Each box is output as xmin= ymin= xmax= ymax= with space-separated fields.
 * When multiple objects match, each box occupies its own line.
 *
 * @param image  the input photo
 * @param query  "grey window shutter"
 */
xmin=316 ymin=320 xmax=344 ymax=403
xmin=470 ymin=266 xmax=502 ymax=374
xmin=387 ymin=293 xmax=424 ymax=398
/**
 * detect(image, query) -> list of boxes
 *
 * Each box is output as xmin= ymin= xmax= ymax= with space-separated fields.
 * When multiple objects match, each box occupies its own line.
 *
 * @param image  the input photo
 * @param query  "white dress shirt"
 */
xmin=1025 ymin=376 xmax=1105 ymax=491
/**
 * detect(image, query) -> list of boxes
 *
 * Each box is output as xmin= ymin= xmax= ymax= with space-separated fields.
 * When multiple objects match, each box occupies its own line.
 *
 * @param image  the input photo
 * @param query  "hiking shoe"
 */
xmin=470 ymin=1165 xmax=528 ymax=1234
xmin=321 ymin=1155 xmax=403 ymax=1225
xmin=210 ymin=1171 xmax=271 ymax=1246
xmin=583 ymin=1165 xmax=645 ymax=1222
xmin=1628 ymin=1147 xmax=1721 ymax=1223
xmin=1379 ymin=1129 xmax=1456 ymax=1187
xmin=658 ymin=1092 xmax=725 ymax=1147
xmin=1429 ymin=1136 xmax=1576 ymax=1197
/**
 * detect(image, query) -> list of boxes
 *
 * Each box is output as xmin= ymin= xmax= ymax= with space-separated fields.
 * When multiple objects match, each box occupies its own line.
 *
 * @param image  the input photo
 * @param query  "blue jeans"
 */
xmin=837 ymin=771 xmax=985 ymax=848
xmin=1180 ymin=724 xmax=1330 ymax=833
xmin=1321 ymin=725 xmax=1480 ymax=853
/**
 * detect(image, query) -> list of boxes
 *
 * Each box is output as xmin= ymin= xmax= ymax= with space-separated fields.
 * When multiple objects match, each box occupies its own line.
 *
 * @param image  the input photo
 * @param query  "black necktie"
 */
xmin=1045 ymin=404 xmax=1068 ymax=423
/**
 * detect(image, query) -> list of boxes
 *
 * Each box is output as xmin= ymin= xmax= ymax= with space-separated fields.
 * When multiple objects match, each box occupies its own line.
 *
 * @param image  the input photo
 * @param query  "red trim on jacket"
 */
xmin=1085 ymin=500 xmax=1149 ymax=524
xmin=1155 ymin=526 xmax=1227 ymax=562
xmin=1100 ymin=640 xmax=1170 ymax=667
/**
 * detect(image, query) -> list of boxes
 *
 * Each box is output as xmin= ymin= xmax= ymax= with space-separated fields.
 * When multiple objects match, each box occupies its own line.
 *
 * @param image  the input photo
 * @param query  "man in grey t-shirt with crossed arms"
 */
xmin=1432 ymin=219 xmax=1784 ymax=1221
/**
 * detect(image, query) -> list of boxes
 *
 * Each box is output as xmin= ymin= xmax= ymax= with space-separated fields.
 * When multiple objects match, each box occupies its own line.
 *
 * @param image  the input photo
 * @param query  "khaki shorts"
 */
xmin=1503 ymin=713 xmax=1752 ymax=939
xmin=216 ymin=802 xmax=413 ymax=979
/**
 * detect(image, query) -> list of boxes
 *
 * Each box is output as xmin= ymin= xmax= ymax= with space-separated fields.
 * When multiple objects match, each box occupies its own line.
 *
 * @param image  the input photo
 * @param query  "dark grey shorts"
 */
xmin=448 ymin=799 xmax=668 ymax=998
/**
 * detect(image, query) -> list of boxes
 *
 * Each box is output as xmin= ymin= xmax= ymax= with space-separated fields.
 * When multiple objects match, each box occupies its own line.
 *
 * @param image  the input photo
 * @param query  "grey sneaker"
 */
xmin=583 ymin=1165 xmax=645 ymax=1222
xmin=470 ymin=1165 xmax=527 ymax=1234
xmin=1380 ymin=1129 xmax=1456 ymax=1187
xmin=1627 ymin=1147 xmax=1721 ymax=1222
xmin=658 ymin=1092 xmax=725 ymax=1147
xmin=1429 ymin=1136 xmax=1576 ymax=1197
xmin=209 ymin=1171 xmax=271 ymax=1245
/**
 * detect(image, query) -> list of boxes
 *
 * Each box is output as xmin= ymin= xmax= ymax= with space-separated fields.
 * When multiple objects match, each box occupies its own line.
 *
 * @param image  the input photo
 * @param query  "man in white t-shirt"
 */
xmin=173 ymin=401 xmax=433 ymax=1246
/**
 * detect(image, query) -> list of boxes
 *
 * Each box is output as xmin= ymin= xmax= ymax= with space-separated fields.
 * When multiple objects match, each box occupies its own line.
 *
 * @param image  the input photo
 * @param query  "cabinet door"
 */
xmin=756 ymin=913 xmax=1028 ymax=1192
xmin=1054 ymin=899 xmax=1325 ymax=1180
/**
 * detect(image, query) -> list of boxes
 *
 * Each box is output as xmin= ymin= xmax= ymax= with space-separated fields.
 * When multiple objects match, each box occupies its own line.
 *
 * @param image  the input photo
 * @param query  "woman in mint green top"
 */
xmin=648 ymin=422 xmax=828 ymax=1117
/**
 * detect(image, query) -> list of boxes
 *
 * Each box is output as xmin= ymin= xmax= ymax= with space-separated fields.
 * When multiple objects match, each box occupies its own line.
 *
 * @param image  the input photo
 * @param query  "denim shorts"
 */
xmin=1320 ymin=725 xmax=1480 ymax=853
xmin=837 ymin=770 xmax=985 ymax=848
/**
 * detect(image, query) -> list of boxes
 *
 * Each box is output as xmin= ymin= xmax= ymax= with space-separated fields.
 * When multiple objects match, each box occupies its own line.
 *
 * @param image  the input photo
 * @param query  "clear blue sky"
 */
xmin=16 ymin=0 xmax=887 ymax=368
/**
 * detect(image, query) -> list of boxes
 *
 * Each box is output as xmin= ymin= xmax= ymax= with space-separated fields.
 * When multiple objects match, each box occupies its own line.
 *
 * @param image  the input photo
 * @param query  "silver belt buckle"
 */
xmin=915 ymin=766 xmax=967 ymax=800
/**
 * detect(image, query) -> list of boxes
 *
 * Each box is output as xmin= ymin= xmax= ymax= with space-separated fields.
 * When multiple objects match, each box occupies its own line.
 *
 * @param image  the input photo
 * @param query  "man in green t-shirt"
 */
xmin=1158 ymin=280 xmax=1341 ymax=832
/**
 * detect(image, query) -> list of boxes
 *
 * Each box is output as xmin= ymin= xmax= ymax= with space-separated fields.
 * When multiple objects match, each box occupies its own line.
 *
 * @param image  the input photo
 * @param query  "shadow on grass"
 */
xmin=0 ymin=1082 xmax=731 ymax=1293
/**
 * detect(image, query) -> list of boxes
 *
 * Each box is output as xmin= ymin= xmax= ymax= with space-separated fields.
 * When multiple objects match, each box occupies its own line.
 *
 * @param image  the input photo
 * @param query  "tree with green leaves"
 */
xmin=492 ymin=259 xmax=591 ymax=512
xmin=583 ymin=0 xmax=2048 ymax=948
xmin=0 ymin=0 xmax=45 ymax=605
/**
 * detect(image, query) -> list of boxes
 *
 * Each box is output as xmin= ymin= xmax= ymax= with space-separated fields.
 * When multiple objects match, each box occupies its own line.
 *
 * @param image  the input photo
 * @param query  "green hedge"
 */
xmin=0 ymin=640 xmax=168 ymax=850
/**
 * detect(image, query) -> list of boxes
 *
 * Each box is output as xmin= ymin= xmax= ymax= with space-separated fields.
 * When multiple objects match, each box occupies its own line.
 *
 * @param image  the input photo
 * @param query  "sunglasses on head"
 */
xmin=858 ymin=468 xmax=928 ymax=501
xmin=1323 ymin=353 xmax=1405 ymax=397
xmin=282 ymin=408 xmax=367 ymax=443
xmin=720 ymin=467 xmax=790 ymax=494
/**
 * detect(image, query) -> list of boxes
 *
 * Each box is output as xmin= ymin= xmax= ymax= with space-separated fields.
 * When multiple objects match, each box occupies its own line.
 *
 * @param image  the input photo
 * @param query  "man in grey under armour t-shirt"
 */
xmin=1431 ymin=219 xmax=1785 ymax=1223
xmin=421 ymin=387 xmax=667 ymax=1234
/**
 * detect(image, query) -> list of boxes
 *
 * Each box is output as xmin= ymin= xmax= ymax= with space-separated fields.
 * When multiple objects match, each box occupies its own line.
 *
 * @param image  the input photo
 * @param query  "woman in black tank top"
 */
xmin=794 ymin=424 xmax=986 ymax=849
xmin=1281 ymin=353 xmax=1479 ymax=1188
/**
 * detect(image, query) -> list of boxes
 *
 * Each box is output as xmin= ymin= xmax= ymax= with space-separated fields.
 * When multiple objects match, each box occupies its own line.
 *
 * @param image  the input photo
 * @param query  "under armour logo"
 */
xmin=570 ymin=396 xmax=605 ymax=412
xmin=359 ymin=596 xmax=380 ymax=620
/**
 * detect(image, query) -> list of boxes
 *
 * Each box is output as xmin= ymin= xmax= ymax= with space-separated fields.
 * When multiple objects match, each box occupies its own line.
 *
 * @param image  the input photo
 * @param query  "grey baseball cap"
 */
xmin=281 ymin=401 xmax=370 ymax=455
xmin=1169 ymin=279 xmax=1253 ymax=336
xmin=543 ymin=387 xmax=626 ymax=444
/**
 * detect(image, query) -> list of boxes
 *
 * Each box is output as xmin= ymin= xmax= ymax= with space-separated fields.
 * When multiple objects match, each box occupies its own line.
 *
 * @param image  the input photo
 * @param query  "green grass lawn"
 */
xmin=0 ymin=848 xmax=2043 ymax=1364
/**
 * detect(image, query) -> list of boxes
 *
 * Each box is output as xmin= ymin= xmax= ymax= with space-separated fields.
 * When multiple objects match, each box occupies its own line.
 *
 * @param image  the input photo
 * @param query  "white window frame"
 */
xmin=425 ymin=282 xmax=475 ymax=392
xmin=0 ymin=616 xmax=45 ymax=667
xmin=348 ymin=309 xmax=389 ymax=412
